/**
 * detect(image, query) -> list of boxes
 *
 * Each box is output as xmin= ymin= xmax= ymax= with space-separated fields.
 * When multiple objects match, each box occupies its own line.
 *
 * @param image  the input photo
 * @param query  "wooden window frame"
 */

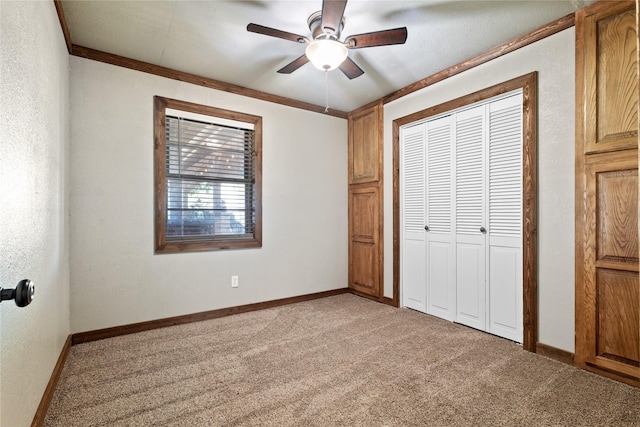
xmin=154 ymin=96 xmax=262 ymax=253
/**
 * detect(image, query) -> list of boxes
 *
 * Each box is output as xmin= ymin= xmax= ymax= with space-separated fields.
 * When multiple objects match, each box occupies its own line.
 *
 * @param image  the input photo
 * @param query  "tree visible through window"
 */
xmin=154 ymin=96 xmax=262 ymax=253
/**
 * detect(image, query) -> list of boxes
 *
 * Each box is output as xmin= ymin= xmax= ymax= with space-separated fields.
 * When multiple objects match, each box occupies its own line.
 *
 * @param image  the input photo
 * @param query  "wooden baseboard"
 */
xmin=536 ymin=342 xmax=575 ymax=366
xmin=72 ymin=288 xmax=349 ymax=345
xmin=381 ymin=296 xmax=396 ymax=307
xmin=31 ymin=335 xmax=72 ymax=427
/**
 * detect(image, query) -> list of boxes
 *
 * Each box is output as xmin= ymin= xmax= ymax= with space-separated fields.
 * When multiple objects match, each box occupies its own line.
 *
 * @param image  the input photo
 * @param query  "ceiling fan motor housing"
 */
xmin=308 ymin=10 xmax=344 ymax=40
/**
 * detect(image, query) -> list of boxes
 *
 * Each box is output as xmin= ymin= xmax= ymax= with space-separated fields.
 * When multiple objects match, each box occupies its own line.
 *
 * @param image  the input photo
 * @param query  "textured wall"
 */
xmin=0 ymin=1 xmax=70 ymax=425
xmin=69 ymin=57 xmax=348 ymax=332
xmin=384 ymin=29 xmax=576 ymax=352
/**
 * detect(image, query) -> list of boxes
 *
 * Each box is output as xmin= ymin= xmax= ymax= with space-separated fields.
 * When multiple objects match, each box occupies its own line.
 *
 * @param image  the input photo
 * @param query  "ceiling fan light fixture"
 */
xmin=305 ymin=38 xmax=348 ymax=71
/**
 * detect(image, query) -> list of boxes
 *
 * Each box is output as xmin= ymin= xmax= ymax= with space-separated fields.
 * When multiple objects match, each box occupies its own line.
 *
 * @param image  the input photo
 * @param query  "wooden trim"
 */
xmin=70 ymin=45 xmax=348 ymax=119
xmin=522 ymin=73 xmax=539 ymax=352
xmin=349 ymin=288 xmax=384 ymax=303
xmin=382 ymin=13 xmax=574 ymax=106
xmin=31 ymin=335 xmax=72 ymax=427
xmin=584 ymin=362 xmax=640 ymax=387
xmin=392 ymin=119 xmax=401 ymax=308
xmin=536 ymin=342 xmax=575 ymax=366
xmin=53 ymin=0 xmax=72 ymax=54
xmin=574 ymin=4 xmax=589 ymax=367
xmin=381 ymin=296 xmax=396 ymax=307
xmin=153 ymin=96 xmax=263 ymax=253
xmin=72 ymin=288 xmax=349 ymax=345
xmin=392 ymin=72 xmax=538 ymax=351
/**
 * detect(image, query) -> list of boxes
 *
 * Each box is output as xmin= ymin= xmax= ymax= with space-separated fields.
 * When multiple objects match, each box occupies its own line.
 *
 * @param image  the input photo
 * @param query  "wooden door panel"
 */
xmin=582 ymin=149 xmax=639 ymax=381
xmin=596 ymin=268 xmax=640 ymax=366
xmin=351 ymin=189 xmax=376 ymax=242
xmin=349 ymin=184 xmax=381 ymax=298
xmin=349 ymin=105 xmax=381 ymax=184
xmin=350 ymin=241 xmax=378 ymax=295
xmin=582 ymin=2 xmax=638 ymax=154
xmin=597 ymin=169 xmax=639 ymax=262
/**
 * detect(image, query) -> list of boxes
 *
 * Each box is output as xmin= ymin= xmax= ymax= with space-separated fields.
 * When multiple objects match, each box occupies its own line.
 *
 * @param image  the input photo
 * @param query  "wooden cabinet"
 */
xmin=349 ymin=184 xmax=381 ymax=296
xmin=348 ymin=103 xmax=383 ymax=300
xmin=349 ymin=104 xmax=381 ymax=184
xmin=575 ymin=0 xmax=640 ymax=387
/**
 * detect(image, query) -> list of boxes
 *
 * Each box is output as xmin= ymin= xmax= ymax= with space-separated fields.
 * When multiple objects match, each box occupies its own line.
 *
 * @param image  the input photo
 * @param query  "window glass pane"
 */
xmin=165 ymin=114 xmax=254 ymax=240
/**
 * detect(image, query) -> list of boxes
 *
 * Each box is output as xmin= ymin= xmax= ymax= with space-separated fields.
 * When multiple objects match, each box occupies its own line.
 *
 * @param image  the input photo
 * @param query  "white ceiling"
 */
xmin=60 ymin=0 xmax=594 ymax=113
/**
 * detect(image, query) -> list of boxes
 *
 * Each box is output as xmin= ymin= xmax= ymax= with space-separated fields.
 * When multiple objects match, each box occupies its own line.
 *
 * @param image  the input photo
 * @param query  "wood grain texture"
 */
xmin=350 ymin=111 xmax=378 ymax=183
xmin=535 ymin=342 xmax=575 ymax=366
xmin=383 ymin=14 xmax=574 ymax=105
xmin=349 ymin=104 xmax=381 ymax=184
xmin=348 ymin=102 xmax=384 ymax=301
xmin=351 ymin=188 xmax=377 ymax=242
xmin=70 ymin=45 xmax=348 ymax=119
xmin=576 ymin=2 xmax=640 ymax=385
xmin=597 ymin=8 xmax=638 ymax=144
xmin=581 ymin=149 xmax=639 ymax=380
xmin=72 ymin=289 xmax=349 ymax=345
xmin=596 ymin=268 xmax=640 ymax=365
xmin=637 ymin=0 xmax=640 ymax=389
xmin=391 ymin=73 xmax=538 ymax=352
xmin=31 ymin=335 xmax=72 ymax=427
xmin=153 ymin=96 xmax=263 ymax=253
xmin=597 ymin=169 xmax=638 ymax=261
xmin=582 ymin=1 xmax=638 ymax=154
xmin=392 ymin=120 xmax=401 ymax=307
xmin=349 ymin=184 xmax=381 ymax=297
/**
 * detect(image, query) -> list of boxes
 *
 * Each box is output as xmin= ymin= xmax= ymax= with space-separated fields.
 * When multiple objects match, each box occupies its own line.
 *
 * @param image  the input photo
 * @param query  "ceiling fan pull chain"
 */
xmin=324 ymin=70 xmax=330 ymax=113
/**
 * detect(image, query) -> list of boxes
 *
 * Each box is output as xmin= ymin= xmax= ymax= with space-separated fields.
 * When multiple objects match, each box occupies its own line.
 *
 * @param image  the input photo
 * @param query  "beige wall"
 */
xmin=69 ymin=57 xmax=348 ymax=332
xmin=0 ymin=1 xmax=71 ymax=425
xmin=384 ymin=29 xmax=576 ymax=352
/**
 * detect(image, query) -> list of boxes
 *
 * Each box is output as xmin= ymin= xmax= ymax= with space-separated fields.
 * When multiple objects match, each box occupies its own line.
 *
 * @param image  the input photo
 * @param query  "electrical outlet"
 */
xmin=231 ymin=275 xmax=239 ymax=288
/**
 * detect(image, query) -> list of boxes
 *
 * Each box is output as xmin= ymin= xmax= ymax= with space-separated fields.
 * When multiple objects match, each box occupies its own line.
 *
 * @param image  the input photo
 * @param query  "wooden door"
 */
xmin=582 ymin=150 xmax=639 ymax=380
xmin=348 ymin=102 xmax=383 ymax=299
xmin=349 ymin=104 xmax=381 ymax=185
xmin=349 ymin=185 xmax=381 ymax=296
xmin=576 ymin=0 xmax=640 ymax=386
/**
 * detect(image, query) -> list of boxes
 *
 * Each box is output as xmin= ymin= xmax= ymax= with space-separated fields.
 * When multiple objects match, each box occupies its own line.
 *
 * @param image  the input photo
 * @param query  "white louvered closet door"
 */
xmin=401 ymin=124 xmax=427 ymax=312
xmin=487 ymin=94 xmax=523 ymax=343
xmin=425 ymin=115 xmax=455 ymax=321
xmin=400 ymin=91 xmax=523 ymax=343
xmin=454 ymin=105 xmax=487 ymax=331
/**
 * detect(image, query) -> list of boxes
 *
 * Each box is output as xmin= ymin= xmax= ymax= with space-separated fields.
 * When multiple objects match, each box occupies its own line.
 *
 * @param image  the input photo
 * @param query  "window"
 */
xmin=154 ymin=96 xmax=262 ymax=253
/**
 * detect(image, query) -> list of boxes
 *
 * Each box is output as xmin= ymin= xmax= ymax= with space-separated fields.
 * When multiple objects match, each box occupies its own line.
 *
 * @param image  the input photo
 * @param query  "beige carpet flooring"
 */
xmin=44 ymin=294 xmax=640 ymax=426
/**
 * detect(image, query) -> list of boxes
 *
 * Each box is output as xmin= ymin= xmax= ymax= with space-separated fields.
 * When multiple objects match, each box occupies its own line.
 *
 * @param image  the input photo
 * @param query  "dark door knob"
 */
xmin=480 ymin=227 xmax=487 ymax=234
xmin=424 ymin=225 xmax=430 ymax=231
xmin=0 ymin=279 xmax=35 ymax=307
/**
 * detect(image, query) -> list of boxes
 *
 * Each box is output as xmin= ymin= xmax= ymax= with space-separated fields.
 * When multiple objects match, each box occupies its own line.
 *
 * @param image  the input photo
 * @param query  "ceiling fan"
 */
xmin=247 ymin=0 xmax=408 ymax=79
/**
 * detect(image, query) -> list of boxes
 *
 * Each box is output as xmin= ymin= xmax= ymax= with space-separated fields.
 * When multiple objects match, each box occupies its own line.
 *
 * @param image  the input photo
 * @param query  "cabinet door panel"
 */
xmin=349 ymin=185 xmax=380 ymax=297
xmin=582 ymin=2 xmax=638 ymax=154
xmin=583 ymin=150 xmax=639 ymax=379
xmin=349 ymin=105 xmax=381 ymax=184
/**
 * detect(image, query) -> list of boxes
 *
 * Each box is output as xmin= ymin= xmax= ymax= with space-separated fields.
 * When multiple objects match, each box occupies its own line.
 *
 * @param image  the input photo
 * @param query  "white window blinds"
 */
xmin=165 ymin=114 xmax=255 ymax=240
